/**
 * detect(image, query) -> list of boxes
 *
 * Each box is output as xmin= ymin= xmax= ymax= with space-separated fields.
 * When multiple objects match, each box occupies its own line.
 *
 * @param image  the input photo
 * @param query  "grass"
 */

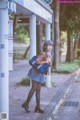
xmin=26 ymin=54 xmax=30 ymax=60
xmin=52 ymin=59 xmax=80 ymax=73
xmin=16 ymin=59 xmax=80 ymax=86
xmin=16 ymin=76 xmax=56 ymax=87
xmin=13 ymin=53 xmax=30 ymax=60
xmin=13 ymin=53 xmax=23 ymax=60
xmin=16 ymin=76 xmax=30 ymax=86
xmin=14 ymin=34 xmax=30 ymax=43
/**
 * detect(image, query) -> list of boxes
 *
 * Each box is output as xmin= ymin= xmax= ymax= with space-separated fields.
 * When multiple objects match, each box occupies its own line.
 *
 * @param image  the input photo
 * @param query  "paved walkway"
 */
xmin=54 ymin=69 xmax=80 ymax=120
xmin=9 ymin=60 xmax=72 ymax=120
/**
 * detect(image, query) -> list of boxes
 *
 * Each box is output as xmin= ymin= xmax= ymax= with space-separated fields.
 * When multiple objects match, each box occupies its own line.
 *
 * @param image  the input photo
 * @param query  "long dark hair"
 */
xmin=43 ymin=40 xmax=53 ymax=52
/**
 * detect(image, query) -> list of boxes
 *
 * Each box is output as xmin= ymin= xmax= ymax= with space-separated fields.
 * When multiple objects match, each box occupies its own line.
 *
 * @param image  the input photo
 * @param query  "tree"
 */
xmin=51 ymin=0 xmax=60 ymax=70
xmin=66 ymin=31 xmax=74 ymax=62
xmin=73 ymin=33 xmax=79 ymax=59
xmin=36 ymin=23 xmax=43 ymax=55
xmin=60 ymin=4 xmax=80 ymax=62
xmin=77 ymin=37 xmax=80 ymax=58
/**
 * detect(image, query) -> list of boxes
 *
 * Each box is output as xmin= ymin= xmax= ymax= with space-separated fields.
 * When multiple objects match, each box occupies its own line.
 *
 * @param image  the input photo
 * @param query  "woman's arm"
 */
xmin=36 ymin=52 xmax=48 ymax=64
xmin=47 ymin=58 xmax=52 ymax=66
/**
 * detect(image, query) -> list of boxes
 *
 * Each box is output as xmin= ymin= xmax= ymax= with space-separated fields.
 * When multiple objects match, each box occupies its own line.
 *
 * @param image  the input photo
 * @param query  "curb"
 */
xmin=36 ymin=73 xmax=77 ymax=120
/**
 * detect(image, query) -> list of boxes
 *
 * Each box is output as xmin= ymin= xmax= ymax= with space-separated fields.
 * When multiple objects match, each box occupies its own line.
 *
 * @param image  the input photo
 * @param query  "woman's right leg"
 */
xmin=22 ymin=80 xmax=37 ymax=112
xmin=35 ymin=82 xmax=44 ymax=113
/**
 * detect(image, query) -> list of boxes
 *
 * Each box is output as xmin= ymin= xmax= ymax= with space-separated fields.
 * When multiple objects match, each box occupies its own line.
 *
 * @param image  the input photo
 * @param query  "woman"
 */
xmin=22 ymin=40 xmax=53 ymax=113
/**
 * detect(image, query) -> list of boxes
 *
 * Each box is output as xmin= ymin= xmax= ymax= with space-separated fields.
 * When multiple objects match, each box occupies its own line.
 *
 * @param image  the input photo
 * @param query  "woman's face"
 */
xmin=47 ymin=45 xmax=52 ymax=52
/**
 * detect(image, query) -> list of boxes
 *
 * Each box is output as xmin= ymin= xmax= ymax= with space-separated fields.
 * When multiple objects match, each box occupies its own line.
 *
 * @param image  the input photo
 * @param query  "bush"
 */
xmin=15 ymin=34 xmax=30 ymax=43
xmin=52 ymin=59 xmax=80 ymax=73
xmin=16 ymin=76 xmax=30 ymax=86
xmin=13 ymin=53 xmax=23 ymax=60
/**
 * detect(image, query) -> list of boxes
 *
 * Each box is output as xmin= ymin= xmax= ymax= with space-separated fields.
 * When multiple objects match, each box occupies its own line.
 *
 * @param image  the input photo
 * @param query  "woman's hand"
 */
xmin=46 ymin=58 xmax=52 ymax=66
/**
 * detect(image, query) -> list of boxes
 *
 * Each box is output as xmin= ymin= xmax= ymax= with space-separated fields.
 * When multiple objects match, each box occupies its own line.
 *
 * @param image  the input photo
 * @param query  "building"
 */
xmin=0 ymin=0 xmax=53 ymax=120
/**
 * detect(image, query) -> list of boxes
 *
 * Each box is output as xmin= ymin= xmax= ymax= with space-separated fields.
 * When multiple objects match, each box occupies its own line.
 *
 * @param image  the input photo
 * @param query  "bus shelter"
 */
xmin=0 ymin=0 xmax=53 ymax=119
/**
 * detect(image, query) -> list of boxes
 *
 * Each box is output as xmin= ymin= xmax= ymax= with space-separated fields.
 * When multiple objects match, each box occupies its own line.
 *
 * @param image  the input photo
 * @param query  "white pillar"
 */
xmin=45 ymin=23 xmax=52 ymax=88
xmin=45 ymin=23 xmax=51 ymax=40
xmin=8 ymin=20 xmax=13 ymax=71
xmin=30 ymin=14 xmax=36 ymax=59
xmin=30 ymin=14 xmax=36 ymax=101
xmin=0 ymin=2 xmax=9 ymax=120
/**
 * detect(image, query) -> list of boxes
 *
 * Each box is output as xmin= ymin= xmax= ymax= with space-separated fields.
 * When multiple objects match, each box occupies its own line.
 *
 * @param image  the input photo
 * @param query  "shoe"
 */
xmin=22 ymin=102 xmax=26 ymax=108
xmin=35 ymin=107 xmax=44 ymax=113
xmin=25 ymin=107 xmax=30 ymax=113
xmin=22 ymin=102 xmax=30 ymax=113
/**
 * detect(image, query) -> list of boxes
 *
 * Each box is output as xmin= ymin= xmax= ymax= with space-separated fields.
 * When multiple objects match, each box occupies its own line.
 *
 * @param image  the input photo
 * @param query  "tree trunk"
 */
xmin=73 ymin=39 xmax=78 ymax=59
xmin=66 ymin=30 xmax=74 ymax=62
xmin=53 ymin=0 xmax=60 ymax=70
xmin=13 ymin=15 xmax=17 ymax=36
xmin=36 ymin=22 xmax=42 ymax=55
xmin=23 ymin=45 xmax=30 ymax=59
xmin=78 ymin=38 xmax=80 ymax=58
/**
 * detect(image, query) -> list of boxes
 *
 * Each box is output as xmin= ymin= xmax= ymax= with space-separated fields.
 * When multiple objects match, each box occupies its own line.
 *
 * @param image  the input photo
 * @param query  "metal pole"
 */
xmin=52 ymin=13 xmax=54 ymax=64
xmin=45 ymin=23 xmax=51 ymax=41
xmin=0 ymin=1 xmax=9 ymax=120
xmin=30 ymin=14 xmax=36 ymax=59
xmin=30 ymin=14 xmax=36 ymax=101
xmin=45 ymin=23 xmax=52 ymax=88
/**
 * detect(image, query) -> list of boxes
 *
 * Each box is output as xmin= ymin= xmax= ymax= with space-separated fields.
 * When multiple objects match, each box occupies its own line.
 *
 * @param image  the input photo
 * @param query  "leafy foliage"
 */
xmin=52 ymin=59 xmax=80 ymax=73
xmin=16 ymin=76 xmax=30 ymax=86
xmin=14 ymin=26 xmax=30 ymax=42
xmin=60 ymin=4 xmax=80 ymax=31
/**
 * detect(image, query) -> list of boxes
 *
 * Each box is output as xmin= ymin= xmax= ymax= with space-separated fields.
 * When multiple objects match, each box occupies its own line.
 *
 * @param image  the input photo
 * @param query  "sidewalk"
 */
xmin=54 ymin=69 xmax=80 ymax=120
xmin=9 ymin=60 xmax=73 ymax=120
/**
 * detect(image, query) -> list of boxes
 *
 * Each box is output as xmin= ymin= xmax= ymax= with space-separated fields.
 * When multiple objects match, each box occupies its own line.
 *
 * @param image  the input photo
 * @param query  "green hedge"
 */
xmin=52 ymin=59 xmax=80 ymax=73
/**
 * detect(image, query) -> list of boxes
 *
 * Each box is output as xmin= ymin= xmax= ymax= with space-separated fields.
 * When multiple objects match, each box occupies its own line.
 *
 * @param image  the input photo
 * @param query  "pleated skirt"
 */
xmin=28 ymin=68 xmax=44 ymax=83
